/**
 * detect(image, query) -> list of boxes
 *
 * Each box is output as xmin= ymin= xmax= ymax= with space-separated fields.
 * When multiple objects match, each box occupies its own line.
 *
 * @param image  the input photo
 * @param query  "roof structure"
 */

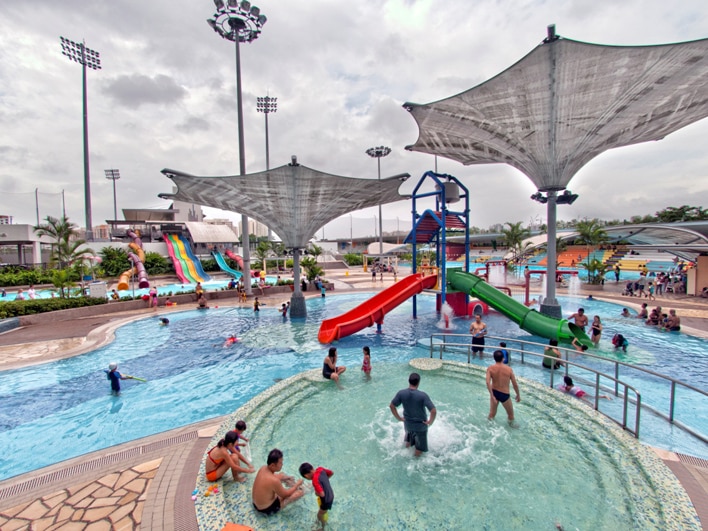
xmin=185 ymin=222 xmax=238 ymax=244
xmin=403 ymin=30 xmax=708 ymax=192
xmin=160 ymin=161 xmax=410 ymax=248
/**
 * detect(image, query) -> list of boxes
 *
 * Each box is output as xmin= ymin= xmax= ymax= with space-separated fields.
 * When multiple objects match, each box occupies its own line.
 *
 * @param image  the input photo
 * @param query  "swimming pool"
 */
xmin=0 ymin=292 xmax=706 ymax=482
xmin=195 ymin=363 xmax=700 ymax=530
xmin=0 ymin=277 xmax=281 ymax=302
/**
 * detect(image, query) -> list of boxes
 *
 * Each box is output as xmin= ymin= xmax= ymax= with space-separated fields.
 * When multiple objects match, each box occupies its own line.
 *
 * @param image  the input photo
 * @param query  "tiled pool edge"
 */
xmin=194 ymin=362 xmax=702 ymax=531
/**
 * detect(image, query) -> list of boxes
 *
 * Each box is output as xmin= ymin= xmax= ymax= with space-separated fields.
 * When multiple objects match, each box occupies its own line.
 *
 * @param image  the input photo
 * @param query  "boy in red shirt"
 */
xmin=299 ymin=462 xmax=334 ymax=528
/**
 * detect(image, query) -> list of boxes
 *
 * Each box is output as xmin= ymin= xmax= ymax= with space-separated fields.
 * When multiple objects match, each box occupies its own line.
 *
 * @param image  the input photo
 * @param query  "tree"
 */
xmin=254 ymin=241 xmax=271 ymax=271
xmin=500 ymin=222 xmax=531 ymax=263
xmin=270 ymin=242 xmax=286 ymax=271
xmin=655 ymin=205 xmax=708 ymax=223
xmin=574 ymin=219 xmax=608 ymax=282
xmin=300 ymin=256 xmax=323 ymax=281
xmin=580 ymin=258 xmax=610 ymax=285
xmin=34 ymin=216 xmax=93 ymax=270
xmin=99 ymin=247 xmax=130 ymax=277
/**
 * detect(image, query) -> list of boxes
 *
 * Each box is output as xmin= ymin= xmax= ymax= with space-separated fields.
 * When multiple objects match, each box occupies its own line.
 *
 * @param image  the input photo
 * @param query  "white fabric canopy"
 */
xmin=404 ymin=34 xmax=708 ymax=191
xmin=160 ymin=162 xmax=409 ymax=248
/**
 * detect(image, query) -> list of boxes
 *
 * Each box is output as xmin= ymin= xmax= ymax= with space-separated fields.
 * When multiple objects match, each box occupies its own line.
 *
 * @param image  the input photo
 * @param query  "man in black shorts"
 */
xmin=389 ymin=373 xmax=436 ymax=457
xmin=252 ymin=449 xmax=304 ymax=515
xmin=469 ymin=313 xmax=488 ymax=358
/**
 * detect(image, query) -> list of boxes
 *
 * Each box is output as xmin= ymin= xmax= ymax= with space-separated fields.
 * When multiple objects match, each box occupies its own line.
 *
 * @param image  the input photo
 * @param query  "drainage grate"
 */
xmin=677 ymin=453 xmax=708 ymax=469
xmin=0 ymin=429 xmax=199 ymax=502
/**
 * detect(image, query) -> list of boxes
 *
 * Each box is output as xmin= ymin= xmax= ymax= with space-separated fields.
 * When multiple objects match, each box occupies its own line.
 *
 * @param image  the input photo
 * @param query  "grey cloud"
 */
xmin=102 ymin=74 xmax=188 ymax=109
xmin=177 ymin=116 xmax=210 ymax=133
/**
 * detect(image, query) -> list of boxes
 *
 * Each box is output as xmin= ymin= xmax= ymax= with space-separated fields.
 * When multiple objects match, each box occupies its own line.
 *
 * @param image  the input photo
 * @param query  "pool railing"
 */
xmin=429 ymin=333 xmax=708 ymax=446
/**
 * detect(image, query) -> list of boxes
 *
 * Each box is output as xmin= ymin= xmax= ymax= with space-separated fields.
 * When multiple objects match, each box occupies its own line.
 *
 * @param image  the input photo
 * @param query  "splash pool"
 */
xmin=196 ymin=363 xmax=700 ymax=530
xmin=0 ymin=292 xmax=706 ymax=482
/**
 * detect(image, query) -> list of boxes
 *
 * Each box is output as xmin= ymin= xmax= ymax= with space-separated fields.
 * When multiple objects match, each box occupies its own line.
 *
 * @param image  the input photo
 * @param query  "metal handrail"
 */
xmin=428 ymin=333 xmax=707 ymax=444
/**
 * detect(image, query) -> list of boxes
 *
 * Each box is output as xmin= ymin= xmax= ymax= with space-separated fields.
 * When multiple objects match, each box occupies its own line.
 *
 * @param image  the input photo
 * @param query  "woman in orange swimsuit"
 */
xmin=205 ymin=431 xmax=255 ymax=482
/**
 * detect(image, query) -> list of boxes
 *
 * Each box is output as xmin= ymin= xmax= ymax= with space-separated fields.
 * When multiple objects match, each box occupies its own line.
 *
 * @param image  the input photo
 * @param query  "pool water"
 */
xmin=199 ymin=363 xmax=700 ymax=531
xmin=0 ymin=292 xmax=706 ymax=482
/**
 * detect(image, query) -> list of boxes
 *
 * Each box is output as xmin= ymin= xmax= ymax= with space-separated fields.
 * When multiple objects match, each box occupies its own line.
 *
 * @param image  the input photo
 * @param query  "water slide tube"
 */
xmin=117 ymin=230 xmax=150 ymax=290
xmin=224 ymin=249 xmax=244 ymax=270
xmin=175 ymin=234 xmax=211 ymax=281
xmin=448 ymin=270 xmax=592 ymax=347
xmin=318 ymin=273 xmax=438 ymax=343
xmin=212 ymin=250 xmax=243 ymax=280
xmin=164 ymin=233 xmax=192 ymax=284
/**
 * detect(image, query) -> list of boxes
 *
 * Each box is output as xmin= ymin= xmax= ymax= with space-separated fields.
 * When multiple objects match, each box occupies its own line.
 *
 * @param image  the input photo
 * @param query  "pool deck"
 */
xmin=1 ymin=268 xmax=707 ymax=530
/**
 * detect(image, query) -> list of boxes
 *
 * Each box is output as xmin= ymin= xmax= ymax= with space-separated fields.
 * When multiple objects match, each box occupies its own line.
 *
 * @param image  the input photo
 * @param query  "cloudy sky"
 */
xmin=1 ymin=0 xmax=707 ymax=241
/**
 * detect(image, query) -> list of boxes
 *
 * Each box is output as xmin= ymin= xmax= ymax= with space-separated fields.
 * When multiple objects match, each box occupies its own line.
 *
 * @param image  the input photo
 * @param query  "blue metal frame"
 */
xmin=408 ymin=171 xmax=470 ymax=317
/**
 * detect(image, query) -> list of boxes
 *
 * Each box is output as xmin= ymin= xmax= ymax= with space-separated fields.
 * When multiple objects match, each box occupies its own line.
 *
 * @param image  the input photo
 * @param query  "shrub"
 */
xmin=0 ymin=296 xmax=108 ymax=319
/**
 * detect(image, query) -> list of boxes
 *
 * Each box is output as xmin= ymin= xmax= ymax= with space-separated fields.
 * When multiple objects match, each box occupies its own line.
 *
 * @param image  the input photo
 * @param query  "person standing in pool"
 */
xmin=590 ymin=315 xmax=603 ymax=346
xmin=252 ymin=448 xmax=304 ymax=516
xmin=469 ymin=314 xmax=488 ymax=358
xmin=106 ymin=362 xmax=135 ymax=395
xmin=486 ymin=350 xmax=521 ymax=426
xmin=568 ymin=308 xmax=588 ymax=332
xmin=299 ymin=462 xmax=334 ymax=529
xmin=389 ymin=372 xmax=436 ymax=457
xmin=361 ymin=345 xmax=371 ymax=378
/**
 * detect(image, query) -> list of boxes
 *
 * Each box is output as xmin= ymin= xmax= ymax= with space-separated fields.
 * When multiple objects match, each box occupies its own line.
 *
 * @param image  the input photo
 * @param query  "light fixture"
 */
xmin=530 ymin=191 xmax=548 ymax=204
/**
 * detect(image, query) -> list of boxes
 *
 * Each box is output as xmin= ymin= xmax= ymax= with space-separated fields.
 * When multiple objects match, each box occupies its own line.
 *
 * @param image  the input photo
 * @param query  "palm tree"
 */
xmin=574 ymin=219 xmax=608 ymax=264
xmin=501 ymin=222 xmax=531 ymax=263
xmin=254 ymin=241 xmax=271 ymax=272
xmin=270 ymin=242 xmax=286 ymax=272
xmin=34 ymin=215 xmax=93 ymax=271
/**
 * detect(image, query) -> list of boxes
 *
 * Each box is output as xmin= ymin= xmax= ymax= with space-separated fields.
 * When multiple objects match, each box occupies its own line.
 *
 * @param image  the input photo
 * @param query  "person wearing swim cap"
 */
xmin=106 ymin=362 xmax=134 ymax=394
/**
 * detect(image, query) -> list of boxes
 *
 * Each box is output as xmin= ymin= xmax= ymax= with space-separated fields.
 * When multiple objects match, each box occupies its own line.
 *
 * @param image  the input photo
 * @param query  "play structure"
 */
xmin=318 ymin=273 xmax=437 ymax=343
xmin=449 ymin=271 xmax=591 ymax=347
xmin=117 ymin=229 xmax=150 ymax=290
xmin=212 ymin=250 xmax=243 ymax=279
xmin=317 ymin=169 xmax=593 ymax=346
xmin=164 ymin=233 xmax=211 ymax=284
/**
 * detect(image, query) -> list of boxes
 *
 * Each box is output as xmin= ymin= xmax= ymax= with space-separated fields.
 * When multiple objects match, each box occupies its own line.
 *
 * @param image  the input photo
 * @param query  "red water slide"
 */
xmin=318 ymin=273 xmax=437 ymax=343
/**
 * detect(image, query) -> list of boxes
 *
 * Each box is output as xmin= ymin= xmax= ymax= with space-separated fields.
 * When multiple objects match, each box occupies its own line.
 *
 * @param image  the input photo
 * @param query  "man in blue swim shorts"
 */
xmin=486 ymin=350 xmax=521 ymax=427
xmin=389 ymin=373 xmax=436 ymax=457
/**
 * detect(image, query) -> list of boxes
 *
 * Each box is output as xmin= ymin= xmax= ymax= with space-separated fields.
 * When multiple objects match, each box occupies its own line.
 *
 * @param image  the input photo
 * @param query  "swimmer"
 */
xmin=557 ymin=375 xmax=612 ymax=402
xmin=159 ymin=317 xmax=169 ymax=326
xmin=224 ymin=335 xmax=238 ymax=347
xmin=571 ymin=337 xmax=588 ymax=353
xmin=280 ymin=303 xmax=288 ymax=318
xmin=299 ymin=462 xmax=335 ymax=528
xmin=205 ymin=431 xmax=255 ymax=483
xmin=105 ymin=362 xmax=136 ymax=395
xmin=621 ymin=308 xmax=631 ymax=318
xmin=197 ymin=294 xmax=208 ymax=309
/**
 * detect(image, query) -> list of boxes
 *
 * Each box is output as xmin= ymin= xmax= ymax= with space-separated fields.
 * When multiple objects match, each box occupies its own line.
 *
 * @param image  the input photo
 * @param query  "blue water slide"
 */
xmin=212 ymin=250 xmax=243 ymax=280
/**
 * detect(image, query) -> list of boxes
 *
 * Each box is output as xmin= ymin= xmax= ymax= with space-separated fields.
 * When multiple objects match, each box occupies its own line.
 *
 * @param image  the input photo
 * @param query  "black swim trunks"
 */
xmin=492 ymin=389 xmax=510 ymax=403
xmin=254 ymin=498 xmax=281 ymax=516
xmin=404 ymin=429 xmax=429 ymax=453
xmin=471 ymin=336 xmax=485 ymax=353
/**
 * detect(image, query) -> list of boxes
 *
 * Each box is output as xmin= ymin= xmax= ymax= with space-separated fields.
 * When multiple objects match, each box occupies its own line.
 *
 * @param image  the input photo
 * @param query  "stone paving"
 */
xmin=0 ymin=266 xmax=707 ymax=530
xmin=0 ymin=459 xmax=160 ymax=531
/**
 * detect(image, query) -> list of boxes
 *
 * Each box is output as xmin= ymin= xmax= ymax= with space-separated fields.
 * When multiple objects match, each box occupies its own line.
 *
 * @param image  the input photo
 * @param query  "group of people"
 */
xmin=622 ymin=271 xmax=686 ymax=297
xmin=632 ymin=303 xmax=681 ymax=331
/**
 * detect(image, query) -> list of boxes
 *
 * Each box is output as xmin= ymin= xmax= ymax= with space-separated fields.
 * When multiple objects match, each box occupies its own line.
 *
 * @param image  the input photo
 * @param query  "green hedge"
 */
xmin=0 ymin=297 xmax=108 ymax=319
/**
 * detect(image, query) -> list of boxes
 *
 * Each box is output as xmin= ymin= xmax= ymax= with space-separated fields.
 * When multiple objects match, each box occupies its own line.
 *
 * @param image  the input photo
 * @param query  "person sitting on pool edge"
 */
xmin=323 ymin=347 xmax=346 ymax=382
xmin=197 ymin=294 xmax=208 ymax=309
xmin=252 ymin=448 xmax=304 ymax=516
xmin=205 ymin=430 xmax=255 ymax=483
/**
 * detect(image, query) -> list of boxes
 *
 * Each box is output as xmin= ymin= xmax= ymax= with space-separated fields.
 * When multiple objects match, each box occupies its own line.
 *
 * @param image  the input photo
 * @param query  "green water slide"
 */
xmin=448 ymin=270 xmax=592 ymax=347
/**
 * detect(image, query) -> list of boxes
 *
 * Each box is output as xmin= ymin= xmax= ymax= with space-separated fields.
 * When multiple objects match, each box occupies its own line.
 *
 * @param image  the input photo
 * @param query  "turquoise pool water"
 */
xmin=197 ymin=363 xmax=700 ymax=531
xmin=0 ymin=292 xmax=706 ymax=482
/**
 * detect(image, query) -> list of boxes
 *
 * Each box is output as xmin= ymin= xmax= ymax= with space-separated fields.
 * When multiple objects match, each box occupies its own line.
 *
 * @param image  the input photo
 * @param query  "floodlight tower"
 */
xmin=104 ymin=169 xmax=121 ymax=221
xmin=59 ymin=36 xmax=102 ymax=240
xmin=207 ymin=0 xmax=267 ymax=294
xmin=257 ymin=95 xmax=277 ymax=240
xmin=366 ymin=146 xmax=392 ymax=257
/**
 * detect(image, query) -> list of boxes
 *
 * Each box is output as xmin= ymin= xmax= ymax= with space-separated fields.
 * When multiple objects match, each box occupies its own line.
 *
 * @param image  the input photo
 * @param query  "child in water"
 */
xmin=361 ymin=346 xmax=371 ymax=377
xmin=299 ymin=462 xmax=335 ymax=528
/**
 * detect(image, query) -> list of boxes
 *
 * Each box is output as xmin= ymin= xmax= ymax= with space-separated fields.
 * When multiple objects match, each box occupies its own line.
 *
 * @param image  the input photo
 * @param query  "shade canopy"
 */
xmin=404 ymin=32 xmax=708 ymax=191
xmin=160 ymin=161 xmax=410 ymax=248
